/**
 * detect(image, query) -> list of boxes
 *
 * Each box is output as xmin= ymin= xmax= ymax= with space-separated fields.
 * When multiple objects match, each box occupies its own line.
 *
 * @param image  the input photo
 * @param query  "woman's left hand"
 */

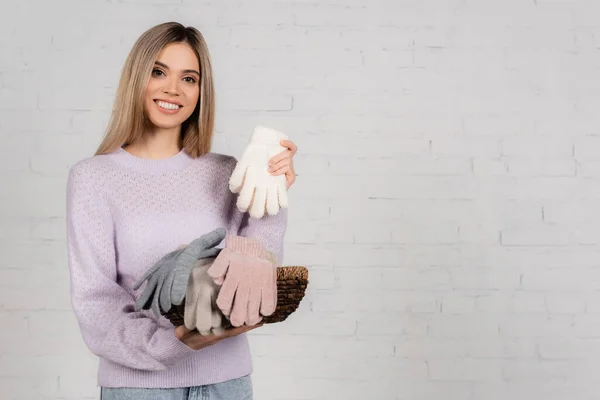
xmin=268 ymin=139 xmax=298 ymax=190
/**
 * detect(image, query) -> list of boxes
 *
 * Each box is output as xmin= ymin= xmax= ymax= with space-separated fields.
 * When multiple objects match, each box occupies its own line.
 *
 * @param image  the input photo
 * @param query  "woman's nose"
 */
xmin=163 ymin=77 xmax=180 ymax=94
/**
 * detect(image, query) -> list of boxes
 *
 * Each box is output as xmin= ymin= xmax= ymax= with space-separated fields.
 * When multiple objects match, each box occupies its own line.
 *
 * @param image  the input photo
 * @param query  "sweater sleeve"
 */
xmin=66 ymin=164 xmax=195 ymax=371
xmin=223 ymin=156 xmax=288 ymax=264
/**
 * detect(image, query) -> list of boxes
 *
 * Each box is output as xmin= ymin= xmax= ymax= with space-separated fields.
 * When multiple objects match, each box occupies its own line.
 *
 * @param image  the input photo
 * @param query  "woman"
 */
xmin=65 ymin=21 xmax=297 ymax=400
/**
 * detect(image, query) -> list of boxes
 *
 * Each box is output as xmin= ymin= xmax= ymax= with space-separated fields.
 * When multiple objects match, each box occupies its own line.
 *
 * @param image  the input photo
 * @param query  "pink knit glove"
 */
xmin=207 ymin=235 xmax=277 ymax=327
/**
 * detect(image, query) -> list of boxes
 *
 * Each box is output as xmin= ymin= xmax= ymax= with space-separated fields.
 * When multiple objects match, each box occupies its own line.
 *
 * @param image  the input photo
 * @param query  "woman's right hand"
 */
xmin=174 ymin=323 xmax=263 ymax=350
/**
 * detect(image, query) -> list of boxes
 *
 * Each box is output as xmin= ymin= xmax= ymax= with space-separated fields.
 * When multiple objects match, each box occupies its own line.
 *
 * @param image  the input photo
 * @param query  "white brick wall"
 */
xmin=1 ymin=0 xmax=599 ymax=399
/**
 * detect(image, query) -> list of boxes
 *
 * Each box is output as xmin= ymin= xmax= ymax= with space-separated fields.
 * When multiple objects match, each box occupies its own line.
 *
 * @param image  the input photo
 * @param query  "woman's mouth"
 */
xmin=154 ymin=100 xmax=182 ymax=114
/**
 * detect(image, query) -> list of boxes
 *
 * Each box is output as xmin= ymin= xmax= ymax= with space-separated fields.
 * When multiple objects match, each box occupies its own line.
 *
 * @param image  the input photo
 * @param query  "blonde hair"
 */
xmin=95 ymin=22 xmax=215 ymax=158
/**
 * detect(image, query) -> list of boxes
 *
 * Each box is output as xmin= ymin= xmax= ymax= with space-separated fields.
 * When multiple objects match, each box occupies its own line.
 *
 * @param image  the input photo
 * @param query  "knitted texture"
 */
xmin=65 ymin=146 xmax=287 ymax=389
xmin=207 ymin=235 xmax=277 ymax=327
xmin=222 ymin=234 xmax=269 ymax=259
xmin=229 ymin=125 xmax=289 ymax=219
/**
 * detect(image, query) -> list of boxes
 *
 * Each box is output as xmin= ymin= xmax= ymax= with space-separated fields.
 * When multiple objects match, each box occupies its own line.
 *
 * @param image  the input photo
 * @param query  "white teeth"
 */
xmin=156 ymin=100 xmax=180 ymax=110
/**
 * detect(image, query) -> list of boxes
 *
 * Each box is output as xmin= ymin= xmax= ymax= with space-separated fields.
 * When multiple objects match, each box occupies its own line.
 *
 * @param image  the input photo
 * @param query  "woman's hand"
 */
xmin=268 ymin=139 xmax=298 ymax=190
xmin=175 ymin=323 xmax=263 ymax=350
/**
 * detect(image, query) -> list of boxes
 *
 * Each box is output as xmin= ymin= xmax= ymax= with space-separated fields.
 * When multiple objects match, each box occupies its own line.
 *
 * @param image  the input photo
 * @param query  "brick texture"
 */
xmin=1 ymin=0 xmax=599 ymax=399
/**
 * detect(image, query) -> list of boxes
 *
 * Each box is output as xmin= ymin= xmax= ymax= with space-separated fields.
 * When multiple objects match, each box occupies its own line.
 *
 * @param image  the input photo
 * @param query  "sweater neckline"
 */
xmin=109 ymin=146 xmax=195 ymax=174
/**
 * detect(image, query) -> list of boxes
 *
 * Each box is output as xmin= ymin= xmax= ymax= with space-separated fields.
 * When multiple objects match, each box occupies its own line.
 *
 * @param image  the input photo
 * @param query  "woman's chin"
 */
xmin=147 ymin=115 xmax=188 ymax=130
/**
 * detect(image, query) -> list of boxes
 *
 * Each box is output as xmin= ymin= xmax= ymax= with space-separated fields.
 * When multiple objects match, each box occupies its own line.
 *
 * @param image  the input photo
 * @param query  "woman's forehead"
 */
xmin=155 ymin=42 xmax=199 ymax=70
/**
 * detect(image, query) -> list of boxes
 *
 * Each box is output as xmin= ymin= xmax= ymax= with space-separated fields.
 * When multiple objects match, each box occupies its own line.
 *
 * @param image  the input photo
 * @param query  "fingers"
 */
xmin=249 ymin=186 xmax=267 ymax=219
xmin=211 ymin=309 xmax=223 ymax=333
xmin=260 ymin=271 xmax=277 ymax=317
xmin=237 ymin=168 xmax=258 ymax=213
xmin=134 ymin=274 xmax=158 ymax=311
xmin=268 ymin=149 xmax=291 ymax=167
xmin=175 ymin=325 xmax=192 ymax=340
xmin=197 ymin=247 xmax=221 ymax=260
xmin=133 ymin=255 xmax=168 ymax=290
xmin=278 ymin=184 xmax=289 ymax=208
xmin=266 ymin=140 xmax=297 ymax=175
xmin=268 ymin=158 xmax=291 ymax=175
xmin=196 ymin=228 xmax=227 ymax=249
xmin=213 ymin=275 xmax=225 ymax=286
xmin=268 ymin=158 xmax=296 ymax=190
xmin=171 ymin=272 xmax=191 ymax=307
xmin=176 ymin=321 xmax=264 ymax=346
xmin=185 ymin=228 xmax=226 ymax=259
xmin=134 ymin=244 xmax=184 ymax=290
xmin=133 ymin=266 xmax=158 ymax=291
xmin=229 ymin=163 xmax=246 ymax=193
xmin=224 ymin=323 xmax=263 ymax=338
xmin=266 ymin=187 xmax=279 ymax=216
xmin=211 ymin=326 xmax=225 ymax=337
xmin=206 ymin=255 xmax=230 ymax=283
xmin=229 ymin=284 xmax=250 ymax=327
xmin=151 ymin=276 xmax=164 ymax=318
xmin=285 ymin=169 xmax=296 ymax=190
xmin=246 ymin=286 xmax=262 ymax=326
xmin=184 ymin=284 xmax=199 ymax=331
xmin=216 ymin=274 xmax=238 ymax=317
xmin=195 ymin=287 xmax=213 ymax=335
xmin=280 ymin=139 xmax=298 ymax=155
xmin=159 ymin=271 xmax=175 ymax=313
xmin=178 ymin=322 xmax=263 ymax=349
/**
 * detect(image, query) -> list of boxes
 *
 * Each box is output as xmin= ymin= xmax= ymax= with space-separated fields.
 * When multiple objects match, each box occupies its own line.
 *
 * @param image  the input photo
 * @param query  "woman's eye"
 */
xmin=152 ymin=69 xmax=196 ymax=83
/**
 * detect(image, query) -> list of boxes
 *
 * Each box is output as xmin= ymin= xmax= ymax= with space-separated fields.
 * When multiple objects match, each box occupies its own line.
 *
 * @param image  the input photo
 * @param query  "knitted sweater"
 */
xmin=65 ymin=146 xmax=287 ymax=388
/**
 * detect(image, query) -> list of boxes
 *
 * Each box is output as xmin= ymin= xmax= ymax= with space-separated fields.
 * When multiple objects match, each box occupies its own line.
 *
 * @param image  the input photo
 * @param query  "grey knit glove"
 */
xmin=133 ymin=227 xmax=226 ymax=317
xmin=134 ymin=246 xmax=184 ymax=313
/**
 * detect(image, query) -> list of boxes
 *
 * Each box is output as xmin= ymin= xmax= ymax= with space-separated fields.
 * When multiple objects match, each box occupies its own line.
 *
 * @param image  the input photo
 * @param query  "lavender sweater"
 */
xmin=65 ymin=146 xmax=287 ymax=388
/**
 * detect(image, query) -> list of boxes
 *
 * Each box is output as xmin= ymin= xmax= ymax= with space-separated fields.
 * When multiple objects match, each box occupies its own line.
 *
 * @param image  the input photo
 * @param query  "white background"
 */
xmin=1 ymin=0 xmax=600 ymax=399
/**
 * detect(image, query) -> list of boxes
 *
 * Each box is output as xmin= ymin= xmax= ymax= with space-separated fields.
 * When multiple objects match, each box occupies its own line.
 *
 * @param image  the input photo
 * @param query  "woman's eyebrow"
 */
xmin=154 ymin=61 xmax=200 ymax=77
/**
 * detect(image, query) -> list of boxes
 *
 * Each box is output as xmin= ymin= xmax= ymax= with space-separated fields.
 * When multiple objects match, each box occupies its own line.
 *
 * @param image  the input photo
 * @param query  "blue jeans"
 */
xmin=100 ymin=375 xmax=253 ymax=400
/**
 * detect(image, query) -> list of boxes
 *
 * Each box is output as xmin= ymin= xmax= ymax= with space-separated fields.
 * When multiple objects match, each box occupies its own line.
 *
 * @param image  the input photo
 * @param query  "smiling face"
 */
xmin=143 ymin=42 xmax=201 ymax=131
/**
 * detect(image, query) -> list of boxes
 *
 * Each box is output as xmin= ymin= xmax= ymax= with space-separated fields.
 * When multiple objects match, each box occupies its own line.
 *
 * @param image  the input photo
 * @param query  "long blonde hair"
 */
xmin=95 ymin=22 xmax=215 ymax=158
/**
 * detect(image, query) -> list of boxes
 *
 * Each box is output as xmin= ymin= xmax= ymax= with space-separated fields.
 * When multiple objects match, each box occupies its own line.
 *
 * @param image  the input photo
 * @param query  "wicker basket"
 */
xmin=163 ymin=266 xmax=309 ymax=329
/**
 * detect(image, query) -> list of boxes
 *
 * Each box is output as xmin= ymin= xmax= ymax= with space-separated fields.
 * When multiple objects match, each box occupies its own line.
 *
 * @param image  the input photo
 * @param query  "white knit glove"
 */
xmin=229 ymin=125 xmax=290 ymax=219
